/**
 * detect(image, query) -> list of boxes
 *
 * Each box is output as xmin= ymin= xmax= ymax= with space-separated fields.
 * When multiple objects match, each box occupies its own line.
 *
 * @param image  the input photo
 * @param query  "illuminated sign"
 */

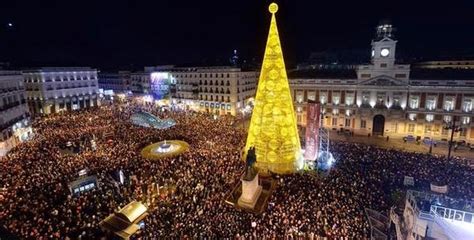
xmin=150 ymin=72 xmax=171 ymax=100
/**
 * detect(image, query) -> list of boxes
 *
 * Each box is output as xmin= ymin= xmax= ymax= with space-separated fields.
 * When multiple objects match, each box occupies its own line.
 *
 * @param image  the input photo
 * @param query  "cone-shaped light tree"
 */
xmin=244 ymin=3 xmax=302 ymax=174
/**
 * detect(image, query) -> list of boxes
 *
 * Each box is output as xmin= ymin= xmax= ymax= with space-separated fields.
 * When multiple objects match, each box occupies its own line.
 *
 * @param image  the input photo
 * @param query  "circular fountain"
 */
xmin=141 ymin=140 xmax=189 ymax=160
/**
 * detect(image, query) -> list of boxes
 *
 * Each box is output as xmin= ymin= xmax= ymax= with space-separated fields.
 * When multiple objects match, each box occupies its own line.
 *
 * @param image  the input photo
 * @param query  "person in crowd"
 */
xmin=0 ymin=102 xmax=472 ymax=239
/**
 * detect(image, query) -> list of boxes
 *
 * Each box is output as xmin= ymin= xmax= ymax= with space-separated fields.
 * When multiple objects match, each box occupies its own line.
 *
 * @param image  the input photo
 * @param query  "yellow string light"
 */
xmin=244 ymin=3 xmax=302 ymax=174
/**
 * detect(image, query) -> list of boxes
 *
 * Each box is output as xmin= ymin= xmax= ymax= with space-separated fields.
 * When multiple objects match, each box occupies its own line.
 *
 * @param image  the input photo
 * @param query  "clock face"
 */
xmin=381 ymin=48 xmax=390 ymax=57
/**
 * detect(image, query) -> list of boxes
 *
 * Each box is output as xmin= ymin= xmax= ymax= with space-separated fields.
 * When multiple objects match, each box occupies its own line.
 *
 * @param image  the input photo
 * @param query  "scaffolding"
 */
xmin=317 ymin=106 xmax=334 ymax=171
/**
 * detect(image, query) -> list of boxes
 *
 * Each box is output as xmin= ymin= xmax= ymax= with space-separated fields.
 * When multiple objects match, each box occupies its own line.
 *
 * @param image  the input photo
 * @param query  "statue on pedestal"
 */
xmin=238 ymin=146 xmax=262 ymax=209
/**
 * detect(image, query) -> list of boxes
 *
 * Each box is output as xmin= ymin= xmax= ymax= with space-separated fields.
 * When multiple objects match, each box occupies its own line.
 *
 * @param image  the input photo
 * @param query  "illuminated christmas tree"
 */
xmin=244 ymin=3 xmax=302 ymax=174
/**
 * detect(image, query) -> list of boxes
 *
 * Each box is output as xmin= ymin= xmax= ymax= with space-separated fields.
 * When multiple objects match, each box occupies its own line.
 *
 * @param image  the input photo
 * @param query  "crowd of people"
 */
xmin=0 ymin=103 xmax=472 ymax=239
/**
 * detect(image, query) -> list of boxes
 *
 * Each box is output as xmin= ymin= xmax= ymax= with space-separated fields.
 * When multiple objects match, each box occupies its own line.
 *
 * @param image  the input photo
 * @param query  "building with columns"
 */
xmin=290 ymin=23 xmax=474 ymax=143
xmin=0 ymin=71 xmax=32 ymax=156
xmin=23 ymin=67 xmax=100 ymax=115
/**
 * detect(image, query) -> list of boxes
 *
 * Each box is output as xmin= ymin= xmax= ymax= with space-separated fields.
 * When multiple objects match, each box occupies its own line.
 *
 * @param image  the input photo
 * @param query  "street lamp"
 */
xmin=443 ymin=116 xmax=463 ymax=160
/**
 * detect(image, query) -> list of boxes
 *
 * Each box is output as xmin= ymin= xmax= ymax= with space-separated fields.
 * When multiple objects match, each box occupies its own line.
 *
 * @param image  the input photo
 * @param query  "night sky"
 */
xmin=1 ymin=0 xmax=473 ymax=69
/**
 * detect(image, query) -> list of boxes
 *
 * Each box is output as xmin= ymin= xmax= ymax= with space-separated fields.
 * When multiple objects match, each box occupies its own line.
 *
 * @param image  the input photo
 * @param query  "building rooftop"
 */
xmin=23 ymin=67 xmax=97 ymax=73
xmin=410 ymin=68 xmax=474 ymax=80
xmin=288 ymin=68 xmax=357 ymax=79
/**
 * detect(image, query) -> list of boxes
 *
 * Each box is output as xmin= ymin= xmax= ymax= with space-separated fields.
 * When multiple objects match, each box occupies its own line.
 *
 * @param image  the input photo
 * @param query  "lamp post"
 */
xmin=443 ymin=116 xmax=463 ymax=160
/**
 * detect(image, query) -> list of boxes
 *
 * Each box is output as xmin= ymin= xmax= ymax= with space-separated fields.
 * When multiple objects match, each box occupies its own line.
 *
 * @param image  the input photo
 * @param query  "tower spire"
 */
xmin=244 ymin=3 xmax=302 ymax=174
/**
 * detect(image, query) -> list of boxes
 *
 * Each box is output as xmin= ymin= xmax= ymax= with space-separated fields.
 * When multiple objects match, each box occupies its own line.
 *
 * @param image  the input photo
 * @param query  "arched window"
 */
xmin=221 ymin=88 xmax=224 ymax=93
xmin=221 ymin=80 xmax=224 ymax=85
xmin=226 ymin=81 xmax=230 ymax=86
xmin=211 ymin=95 xmax=213 ymax=101
xmin=221 ymin=96 xmax=224 ymax=101
xmin=226 ymin=88 xmax=230 ymax=94
xmin=204 ymin=80 xmax=208 ymax=85
xmin=215 ymin=80 xmax=218 ymax=85
xmin=210 ymin=88 xmax=213 ymax=93
xmin=199 ymin=80 xmax=202 ymax=84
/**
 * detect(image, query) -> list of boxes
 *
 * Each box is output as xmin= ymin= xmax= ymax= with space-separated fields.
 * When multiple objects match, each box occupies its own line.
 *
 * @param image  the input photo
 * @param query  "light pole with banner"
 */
xmin=443 ymin=116 xmax=464 ymax=160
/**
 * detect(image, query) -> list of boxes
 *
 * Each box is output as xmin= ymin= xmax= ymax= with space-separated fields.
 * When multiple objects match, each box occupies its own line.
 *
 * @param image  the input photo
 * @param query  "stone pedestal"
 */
xmin=238 ymin=168 xmax=262 ymax=209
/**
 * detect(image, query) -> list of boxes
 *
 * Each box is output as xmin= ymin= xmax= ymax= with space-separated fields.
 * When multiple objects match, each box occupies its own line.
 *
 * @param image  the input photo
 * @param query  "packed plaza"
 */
xmin=0 ymin=102 xmax=472 ymax=239
xmin=1 ymin=2 xmax=474 ymax=240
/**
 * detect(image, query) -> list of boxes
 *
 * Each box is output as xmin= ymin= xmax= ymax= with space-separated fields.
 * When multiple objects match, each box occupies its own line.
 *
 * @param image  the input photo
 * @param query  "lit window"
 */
xmin=425 ymin=114 xmax=434 ymax=122
xmin=345 ymin=109 xmax=351 ymax=116
xmin=443 ymin=115 xmax=452 ymax=123
xmin=460 ymin=128 xmax=467 ymax=137
xmin=425 ymin=98 xmax=436 ymax=110
xmin=362 ymin=93 xmax=370 ymax=105
xmin=408 ymin=124 xmax=415 ymax=133
xmin=332 ymin=95 xmax=340 ymax=105
xmin=408 ymin=113 xmax=417 ymax=121
xmin=345 ymin=118 xmax=351 ymax=127
xmin=360 ymin=120 xmax=366 ymax=128
xmin=461 ymin=116 xmax=471 ymax=125
xmin=409 ymin=97 xmax=419 ymax=109
xmin=441 ymin=128 xmax=449 ymax=135
xmin=444 ymin=98 xmax=454 ymax=111
xmin=332 ymin=109 xmax=339 ymax=115
xmin=320 ymin=93 xmax=327 ymax=104
xmin=296 ymin=94 xmax=303 ymax=103
xmin=462 ymin=99 xmax=472 ymax=112
xmin=424 ymin=125 xmax=432 ymax=133
xmin=392 ymin=97 xmax=400 ymax=107
xmin=345 ymin=95 xmax=354 ymax=105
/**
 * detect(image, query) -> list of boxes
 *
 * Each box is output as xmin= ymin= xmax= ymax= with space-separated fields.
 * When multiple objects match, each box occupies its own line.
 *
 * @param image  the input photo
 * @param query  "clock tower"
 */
xmin=371 ymin=21 xmax=397 ymax=69
xmin=357 ymin=21 xmax=410 ymax=81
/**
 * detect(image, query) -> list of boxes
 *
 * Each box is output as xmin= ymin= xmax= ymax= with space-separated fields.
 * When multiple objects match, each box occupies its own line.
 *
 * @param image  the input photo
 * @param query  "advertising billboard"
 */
xmin=304 ymin=101 xmax=320 ymax=161
xmin=150 ymin=72 xmax=171 ymax=100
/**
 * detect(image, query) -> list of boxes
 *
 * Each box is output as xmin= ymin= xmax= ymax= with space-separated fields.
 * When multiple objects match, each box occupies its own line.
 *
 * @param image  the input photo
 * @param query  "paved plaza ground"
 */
xmin=237 ymin=118 xmax=473 ymax=161
xmin=329 ymin=132 xmax=473 ymax=160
